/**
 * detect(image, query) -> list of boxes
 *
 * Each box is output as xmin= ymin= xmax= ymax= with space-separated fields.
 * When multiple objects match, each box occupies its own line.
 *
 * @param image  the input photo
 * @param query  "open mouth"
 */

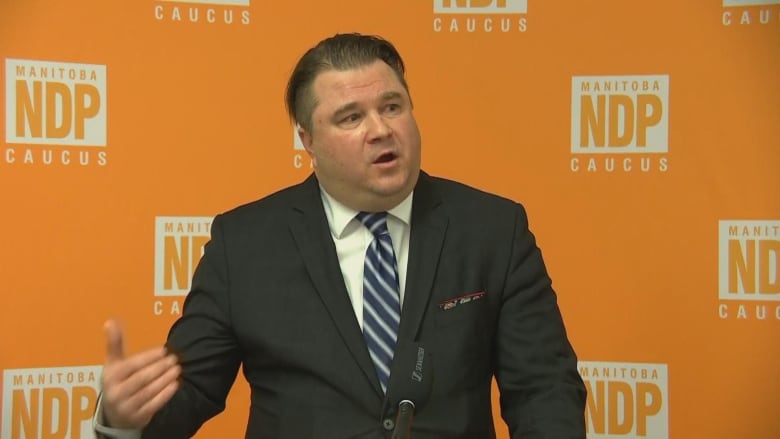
xmin=375 ymin=152 xmax=397 ymax=163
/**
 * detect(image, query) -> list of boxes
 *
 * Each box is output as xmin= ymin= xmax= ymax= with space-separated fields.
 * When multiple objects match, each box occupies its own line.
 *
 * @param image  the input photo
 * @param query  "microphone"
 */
xmin=386 ymin=342 xmax=432 ymax=439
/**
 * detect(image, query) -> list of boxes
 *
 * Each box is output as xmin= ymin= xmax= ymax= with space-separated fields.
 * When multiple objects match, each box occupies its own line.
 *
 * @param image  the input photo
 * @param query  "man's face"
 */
xmin=299 ymin=60 xmax=421 ymax=212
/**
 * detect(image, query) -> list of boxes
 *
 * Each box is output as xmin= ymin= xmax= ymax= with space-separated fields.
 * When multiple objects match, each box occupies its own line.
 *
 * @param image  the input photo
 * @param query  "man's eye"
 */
xmin=342 ymin=114 xmax=360 ymax=123
xmin=386 ymin=104 xmax=400 ymax=112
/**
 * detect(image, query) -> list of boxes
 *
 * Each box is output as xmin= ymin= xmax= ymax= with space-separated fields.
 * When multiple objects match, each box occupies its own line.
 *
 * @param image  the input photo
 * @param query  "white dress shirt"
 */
xmin=319 ymin=187 xmax=413 ymax=329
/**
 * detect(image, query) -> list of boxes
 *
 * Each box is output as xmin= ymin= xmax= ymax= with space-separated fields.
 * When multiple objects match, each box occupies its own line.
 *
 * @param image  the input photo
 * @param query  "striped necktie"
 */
xmin=356 ymin=211 xmax=400 ymax=393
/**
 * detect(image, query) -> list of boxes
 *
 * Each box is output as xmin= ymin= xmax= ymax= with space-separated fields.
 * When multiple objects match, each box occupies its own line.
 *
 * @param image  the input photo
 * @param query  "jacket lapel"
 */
xmin=287 ymin=175 xmax=384 ymax=398
xmin=398 ymin=172 xmax=448 ymax=343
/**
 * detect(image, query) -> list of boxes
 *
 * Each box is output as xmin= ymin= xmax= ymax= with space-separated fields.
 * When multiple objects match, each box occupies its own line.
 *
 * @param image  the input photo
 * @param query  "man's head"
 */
xmin=286 ymin=33 xmax=412 ymax=133
xmin=286 ymin=33 xmax=421 ymax=212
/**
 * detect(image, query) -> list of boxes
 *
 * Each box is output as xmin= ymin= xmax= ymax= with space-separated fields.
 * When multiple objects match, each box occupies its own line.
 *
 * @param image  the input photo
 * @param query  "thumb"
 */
xmin=104 ymin=319 xmax=125 ymax=363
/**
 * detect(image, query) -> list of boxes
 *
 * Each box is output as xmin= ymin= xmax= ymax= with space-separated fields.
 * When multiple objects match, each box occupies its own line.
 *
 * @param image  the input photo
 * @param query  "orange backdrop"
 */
xmin=1 ymin=1 xmax=778 ymax=438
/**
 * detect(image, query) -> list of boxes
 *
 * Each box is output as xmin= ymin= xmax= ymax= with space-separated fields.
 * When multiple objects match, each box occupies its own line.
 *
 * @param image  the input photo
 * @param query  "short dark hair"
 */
xmin=285 ymin=33 xmax=410 ymax=132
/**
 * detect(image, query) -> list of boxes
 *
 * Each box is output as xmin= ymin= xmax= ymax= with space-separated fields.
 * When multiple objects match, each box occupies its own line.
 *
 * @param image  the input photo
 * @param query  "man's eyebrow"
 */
xmin=380 ymin=91 xmax=403 ymax=101
xmin=332 ymin=102 xmax=359 ymax=119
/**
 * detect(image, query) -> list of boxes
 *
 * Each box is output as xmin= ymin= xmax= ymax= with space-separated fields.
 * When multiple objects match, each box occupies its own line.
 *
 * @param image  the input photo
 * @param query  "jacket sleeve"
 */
xmin=494 ymin=203 xmax=587 ymax=438
xmin=142 ymin=214 xmax=242 ymax=438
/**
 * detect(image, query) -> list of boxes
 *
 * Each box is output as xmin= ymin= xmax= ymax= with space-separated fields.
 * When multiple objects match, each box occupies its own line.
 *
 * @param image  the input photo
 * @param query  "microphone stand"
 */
xmin=390 ymin=400 xmax=415 ymax=439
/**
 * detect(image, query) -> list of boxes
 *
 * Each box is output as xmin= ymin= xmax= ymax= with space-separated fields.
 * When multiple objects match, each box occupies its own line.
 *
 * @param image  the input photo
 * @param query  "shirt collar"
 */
xmin=320 ymin=187 xmax=413 ymax=239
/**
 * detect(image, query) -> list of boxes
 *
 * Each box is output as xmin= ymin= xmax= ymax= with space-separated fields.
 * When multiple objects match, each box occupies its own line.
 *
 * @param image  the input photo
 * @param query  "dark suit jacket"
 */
xmin=142 ymin=171 xmax=586 ymax=438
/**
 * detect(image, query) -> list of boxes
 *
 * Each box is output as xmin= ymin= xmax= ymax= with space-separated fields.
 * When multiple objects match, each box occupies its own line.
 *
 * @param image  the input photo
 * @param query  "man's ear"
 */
xmin=298 ymin=125 xmax=312 ymax=153
xmin=297 ymin=125 xmax=316 ymax=167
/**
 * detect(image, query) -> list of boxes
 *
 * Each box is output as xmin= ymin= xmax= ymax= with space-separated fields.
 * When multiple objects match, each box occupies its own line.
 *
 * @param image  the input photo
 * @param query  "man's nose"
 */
xmin=366 ymin=112 xmax=393 ymax=141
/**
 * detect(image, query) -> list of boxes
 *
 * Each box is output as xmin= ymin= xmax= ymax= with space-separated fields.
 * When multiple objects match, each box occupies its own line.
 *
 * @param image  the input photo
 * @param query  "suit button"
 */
xmin=382 ymin=418 xmax=395 ymax=431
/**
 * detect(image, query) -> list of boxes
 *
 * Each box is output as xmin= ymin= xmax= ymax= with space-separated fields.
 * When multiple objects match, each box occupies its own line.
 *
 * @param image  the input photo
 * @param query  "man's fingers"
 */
xmin=118 ymin=378 xmax=180 ymax=429
xmin=103 ymin=350 xmax=175 ymax=392
xmin=104 ymin=320 xmax=125 ymax=363
xmin=102 ymin=354 xmax=180 ymax=429
xmin=138 ymin=378 xmax=181 ymax=422
xmin=126 ymin=363 xmax=182 ymax=420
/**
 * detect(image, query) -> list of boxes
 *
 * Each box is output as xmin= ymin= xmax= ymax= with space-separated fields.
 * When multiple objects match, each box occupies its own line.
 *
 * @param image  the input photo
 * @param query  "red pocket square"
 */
xmin=438 ymin=290 xmax=486 ymax=311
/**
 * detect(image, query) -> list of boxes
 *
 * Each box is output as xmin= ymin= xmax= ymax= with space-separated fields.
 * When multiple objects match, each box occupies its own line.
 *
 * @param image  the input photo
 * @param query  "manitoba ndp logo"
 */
xmin=2 ymin=366 xmax=101 ymax=439
xmin=570 ymin=75 xmax=669 ymax=173
xmin=4 ymin=59 xmax=107 ymax=167
xmin=154 ymin=0 xmax=251 ymax=25
xmin=718 ymin=220 xmax=780 ymax=320
xmin=722 ymin=0 xmax=780 ymax=26
xmin=154 ymin=216 xmax=212 ymax=316
xmin=579 ymin=361 xmax=669 ymax=439
xmin=432 ymin=0 xmax=528 ymax=33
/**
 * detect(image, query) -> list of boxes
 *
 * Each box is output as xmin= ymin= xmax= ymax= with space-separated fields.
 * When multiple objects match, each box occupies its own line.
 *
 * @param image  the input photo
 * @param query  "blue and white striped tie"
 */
xmin=356 ymin=211 xmax=400 ymax=393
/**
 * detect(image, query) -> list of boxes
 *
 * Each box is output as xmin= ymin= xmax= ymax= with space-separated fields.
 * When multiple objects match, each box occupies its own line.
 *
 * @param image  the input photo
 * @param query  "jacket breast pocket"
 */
xmin=434 ymin=290 xmax=487 ymax=328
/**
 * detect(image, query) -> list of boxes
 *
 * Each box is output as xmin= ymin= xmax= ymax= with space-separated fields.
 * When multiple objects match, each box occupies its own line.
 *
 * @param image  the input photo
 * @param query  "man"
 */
xmin=94 ymin=33 xmax=586 ymax=438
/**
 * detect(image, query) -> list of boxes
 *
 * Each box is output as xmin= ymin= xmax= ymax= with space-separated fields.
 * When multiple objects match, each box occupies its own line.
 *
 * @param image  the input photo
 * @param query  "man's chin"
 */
xmin=370 ymin=183 xmax=414 ymax=204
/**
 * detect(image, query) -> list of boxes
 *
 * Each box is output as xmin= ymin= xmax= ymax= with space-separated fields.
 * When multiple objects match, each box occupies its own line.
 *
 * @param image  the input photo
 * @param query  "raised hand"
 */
xmin=100 ymin=320 xmax=182 ymax=429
